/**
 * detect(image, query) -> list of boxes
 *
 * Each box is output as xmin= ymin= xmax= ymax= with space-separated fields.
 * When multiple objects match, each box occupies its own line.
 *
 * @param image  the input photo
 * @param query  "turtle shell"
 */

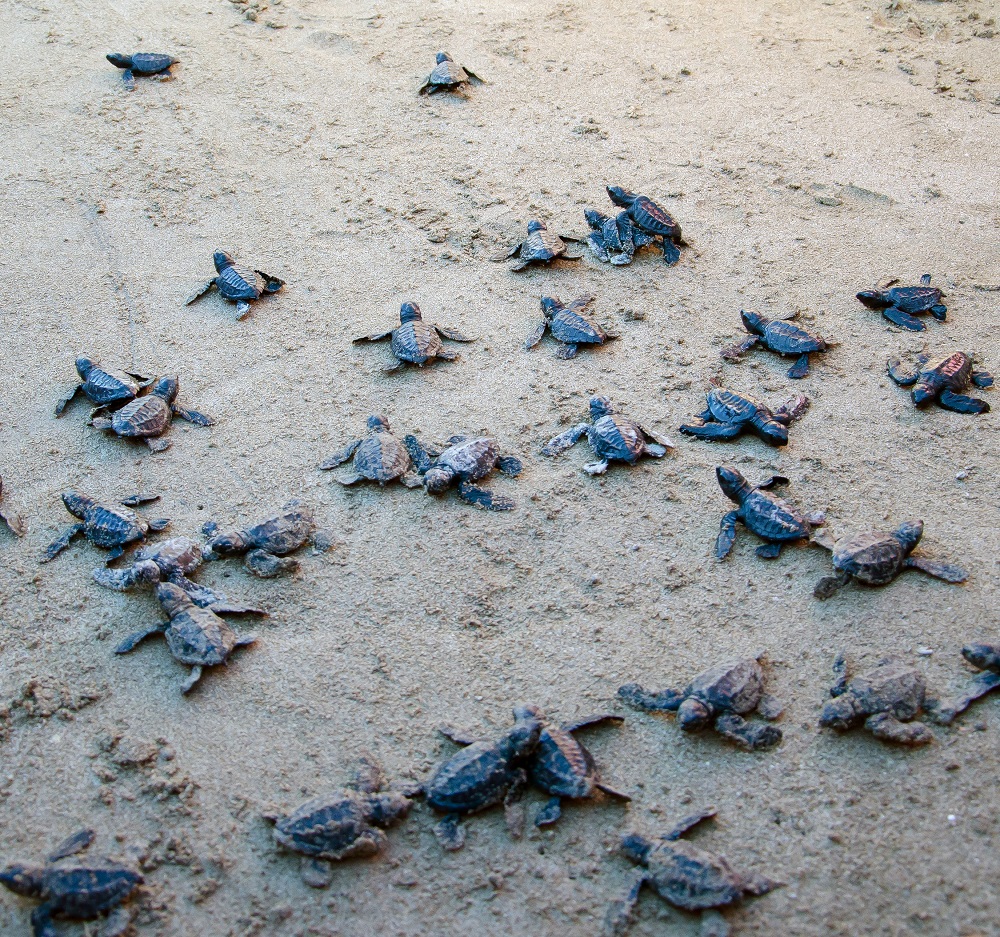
xmin=134 ymin=537 xmax=202 ymax=576
xmin=741 ymin=490 xmax=810 ymax=543
xmin=353 ymin=434 xmax=411 ymax=482
xmin=164 ymin=604 xmax=238 ymax=667
xmin=216 ymin=262 xmax=266 ymax=302
xmin=706 ymin=388 xmax=766 ymax=425
xmin=437 ymin=437 xmax=500 ymax=482
xmin=686 ymin=659 xmax=764 ymax=715
xmin=43 ymin=862 xmax=141 ymax=917
xmin=83 ymin=503 xmax=147 ymax=549
xmin=425 ymin=741 xmax=518 ymax=814
xmin=847 ymin=663 xmax=925 ymax=720
xmin=274 ymin=793 xmax=380 ymax=859
xmin=589 ymin=414 xmax=645 ymax=463
xmin=244 ymin=500 xmax=314 ymax=554
xmin=130 ymin=52 xmax=177 ymax=75
xmin=762 ymin=320 xmax=825 ymax=355
xmin=79 ymin=365 xmax=140 ymax=407
xmin=549 ymin=307 xmax=607 ymax=346
xmin=627 ymin=196 xmax=680 ymax=239
xmin=528 ymin=725 xmax=595 ymax=799
xmin=429 ymin=59 xmax=468 ymax=87
xmin=925 ymin=352 xmax=972 ymax=387
xmin=886 ymin=285 xmax=942 ymax=313
xmin=831 ymin=533 xmax=905 ymax=585
xmin=110 ymin=395 xmax=171 ymax=438
xmin=647 ymin=840 xmax=746 ymax=910
xmin=391 ymin=321 xmax=443 ymax=365
xmin=522 ymin=229 xmax=565 ymax=263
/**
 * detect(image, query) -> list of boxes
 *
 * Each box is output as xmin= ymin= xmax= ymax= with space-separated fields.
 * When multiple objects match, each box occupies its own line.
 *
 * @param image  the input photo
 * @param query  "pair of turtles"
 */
xmin=353 ymin=302 xmax=475 ymax=370
xmin=106 ymin=51 xmax=177 ymax=90
xmin=721 ymin=311 xmax=834 ymax=379
xmin=856 ymin=274 xmax=947 ymax=331
xmin=680 ymin=385 xmax=809 ymax=446
xmin=586 ymin=187 xmax=686 ymax=266
xmin=186 ymin=251 xmax=284 ymax=319
xmin=888 ymin=351 xmax=992 ymax=414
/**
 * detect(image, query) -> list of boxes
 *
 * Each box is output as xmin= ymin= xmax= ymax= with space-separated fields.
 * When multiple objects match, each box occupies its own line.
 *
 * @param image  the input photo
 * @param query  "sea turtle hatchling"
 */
xmin=887 ymin=351 xmax=993 ymax=414
xmin=54 ymin=356 xmax=152 ymax=418
xmin=42 ymin=491 xmax=168 ymax=563
xmin=203 ymin=500 xmax=321 ymax=578
xmin=106 ymin=51 xmax=178 ymax=90
xmin=2 ymin=829 xmax=142 ymax=937
xmin=606 ymin=186 xmax=686 ymax=265
xmin=926 ymin=643 xmax=1000 ymax=725
xmin=408 ymin=435 xmax=523 ymax=511
xmin=524 ymin=295 xmax=617 ymax=359
xmin=812 ymin=520 xmax=967 ymax=600
xmin=418 ymin=51 xmax=484 ymax=94
xmin=353 ymin=302 xmax=476 ymax=371
xmin=714 ymin=466 xmax=825 ymax=560
xmin=185 ymin=250 xmax=284 ymax=319
xmin=542 ymin=396 xmax=672 ymax=475
xmin=266 ymin=756 xmax=413 ymax=888
xmin=604 ymin=808 xmax=780 ymax=936
xmin=496 ymin=220 xmax=583 ymax=272
xmin=679 ymin=386 xmax=809 ymax=446
xmin=619 ymin=654 xmax=783 ymax=751
xmin=819 ymin=654 xmax=934 ymax=746
xmin=0 ymin=477 xmax=27 ymax=537
xmin=856 ymin=274 xmax=947 ymax=331
xmin=91 ymin=376 xmax=212 ymax=452
xmin=319 ymin=415 xmax=422 ymax=487
xmin=114 ymin=582 xmax=257 ymax=694
xmin=721 ymin=310 xmax=834 ymax=379
xmin=420 ymin=705 xmax=543 ymax=850
xmin=584 ymin=209 xmax=656 ymax=266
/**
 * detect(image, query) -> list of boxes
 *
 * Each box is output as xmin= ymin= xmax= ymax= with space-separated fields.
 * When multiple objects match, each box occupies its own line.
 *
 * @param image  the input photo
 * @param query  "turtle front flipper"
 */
xmin=457 ymin=481 xmax=514 ymax=511
xmin=503 ymin=768 xmax=528 ymax=839
xmin=661 ymin=240 xmax=681 ymax=265
xmin=971 ymin=369 xmax=994 ymax=388
xmin=926 ymin=670 xmax=1000 ymax=725
xmin=172 ymin=404 xmax=214 ymax=426
xmin=786 ymin=353 xmax=811 ymax=380
xmin=535 ymin=796 xmax=563 ymax=827
xmin=617 ymin=683 xmax=684 ymax=712
xmin=319 ymin=438 xmax=361 ymax=470
xmin=435 ymin=325 xmax=475 ymax=342
xmin=930 ymin=303 xmax=947 ymax=321
xmin=714 ymin=712 xmax=782 ymax=751
xmin=679 ymin=419 xmax=742 ymax=440
xmin=716 ymin=510 xmax=740 ymax=559
xmin=720 ymin=335 xmax=759 ymax=362
xmin=254 ymin=270 xmax=284 ymax=293
xmin=882 ymin=305 xmax=925 ymax=331
xmin=638 ymin=424 xmax=673 ymax=452
xmin=185 ymin=279 xmax=217 ymax=305
xmin=563 ymin=713 xmax=624 ymax=733
xmin=814 ymin=571 xmax=851 ymax=600
xmin=121 ymin=69 xmax=136 ymax=91
xmin=887 ymin=358 xmax=920 ymax=386
xmin=583 ymin=459 xmax=609 ymax=475
xmin=755 ymin=542 xmax=783 ymax=560
xmin=463 ymin=67 xmax=485 ymax=84
xmin=41 ymin=523 xmax=86 ymax=562
xmin=603 ymin=873 xmax=646 ymax=937
xmin=354 ymin=329 xmax=394 ymax=343
xmin=938 ymin=389 xmax=990 ymax=414
xmin=245 ymin=549 xmax=298 ymax=578
xmin=30 ymin=902 xmax=59 ymax=937
xmin=48 ymin=828 xmax=96 ymax=862
xmin=54 ymin=383 xmax=82 ymax=416
xmin=864 ymin=712 xmax=933 ymax=746
xmin=905 ymin=556 xmax=968 ymax=583
xmin=433 ymin=813 xmax=465 ymax=851
xmin=93 ymin=564 xmax=143 ymax=592
xmin=588 ymin=232 xmax=611 ymax=263
xmin=497 ymin=455 xmax=523 ymax=477
xmin=114 ymin=623 xmax=167 ymax=653
xmin=541 ymin=423 xmax=589 ymax=456
xmin=555 ymin=342 xmax=579 ymax=359
xmin=438 ymin=724 xmax=478 ymax=746
xmin=524 ymin=320 xmax=548 ymax=350
xmin=435 ymin=348 xmax=460 ymax=362
xmin=181 ymin=665 xmax=205 ymax=694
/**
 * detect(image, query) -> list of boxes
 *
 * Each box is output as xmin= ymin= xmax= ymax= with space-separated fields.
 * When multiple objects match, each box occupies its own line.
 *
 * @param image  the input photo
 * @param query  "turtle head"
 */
xmin=589 ymin=396 xmax=614 ymax=419
xmin=213 ymin=251 xmax=235 ymax=272
xmin=539 ymin=296 xmax=561 ymax=320
xmin=367 ymin=415 xmax=390 ymax=433
xmin=204 ymin=527 xmax=250 ymax=558
xmin=962 ymin=643 xmax=1000 ymax=674
xmin=910 ymin=380 xmax=938 ymax=407
xmin=106 ymin=53 xmax=133 ymax=70
xmin=619 ymin=833 xmax=653 ymax=866
xmin=677 ymin=697 xmax=711 ymax=731
xmin=423 ymin=464 xmax=456 ymax=494
xmin=61 ymin=490 xmax=96 ymax=519
xmin=154 ymin=581 xmax=193 ymax=616
xmin=890 ymin=520 xmax=923 ymax=554
xmin=740 ymin=310 xmax=767 ymax=336
xmin=151 ymin=375 xmax=179 ymax=403
xmin=753 ymin=417 xmax=789 ymax=446
xmin=584 ymin=208 xmax=608 ymax=229
xmin=855 ymin=289 xmax=887 ymax=310
xmin=526 ymin=220 xmax=546 ymax=234
xmin=606 ymin=186 xmax=637 ymax=208
xmin=399 ymin=302 xmax=422 ymax=324
xmin=512 ymin=702 xmax=543 ymax=723
xmin=715 ymin=465 xmax=752 ymax=503
xmin=0 ymin=864 xmax=44 ymax=898
xmin=368 ymin=792 xmax=413 ymax=824
xmin=75 ymin=355 xmax=97 ymax=379
xmin=503 ymin=704 xmax=542 ymax=758
xmin=435 ymin=51 xmax=453 ymax=64
xmin=819 ymin=693 xmax=860 ymax=731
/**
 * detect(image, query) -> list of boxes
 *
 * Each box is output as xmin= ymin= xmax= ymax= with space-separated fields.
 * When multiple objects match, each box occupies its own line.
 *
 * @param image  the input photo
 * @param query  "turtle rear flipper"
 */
xmin=563 ymin=713 xmax=624 ymax=733
xmin=938 ymin=389 xmax=990 ymax=414
xmin=714 ymin=713 xmax=782 ymax=751
xmin=775 ymin=393 xmax=809 ymax=424
xmin=637 ymin=424 xmax=673 ymax=450
xmin=814 ymin=571 xmax=850 ymax=600
xmin=535 ymin=796 xmax=563 ymax=827
xmin=335 ymin=473 xmax=364 ymax=486
xmin=583 ymin=459 xmax=609 ymax=475
xmin=320 ymin=438 xmax=361 ymax=470
xmin=882 ymin=305 xmax=925 ymax=331
xmin=42 ymin=523 xmax=86 ymax=562
xmin=399 ymin=473 xmax=423 ymax=489
xmin=235 ymin=300 xmax=252 ymax=319
xmin=0 ymin=508 xmax=27 ymax=537
xmin=887 ymin=358 xmax=920 ymax=386
xmin=147 ymin=436 xmax=171 ymax=453
xmin=503 ymin=768 xmax=527 ymax=838
xmin=721 ymin=335 xmax=759 ymax=362
xmin=905 ymin=556 xmax=968 ymax=582
xmin=617 ymin=683 xmax=684 ymax=712
xmin=403 ymin=435 xmax=433 ymax=473
xmin=665 ymin=806 xmax=718 ymax=840
xmin=930 ymin=303 xmax=947 ymax=321
xmin=555 ymin=342 xmax=579 ymax=359
xmin=148 ymin=517 xmax=170 ymax=532
xmin=595 ymin=781 xmax=631 ymax=802
xmin=661 ymin=240 xmax=681 ymax=265
xmin=864 ymin=712 xmax=933 ymax=746
xmin=755 ymin=542 xmax=783 ymax=560
xmin=603 ymin=874 xmax=646 ymax=937
xmin=742 ymin=871 xmax=783 ymax=897
xmin=435 ymin=348 xmax=460 ymax=362
xmin=588 ymin=233 xmax=611 ymax=263
xmin=679 ymin=420 xmax=742 ymax=440
xmin=971 ymin=369 xmax=994 ymax=388
xmin=173 ymin=404 xmax=213 ymax=426
xmin=787 ymin=353 xmax=811 ymax=379
xmin=927 ymin=670 xmax=1000 ymax=725
xmin=185 ymin=279 xmax=216 ymax=305
xmin=433 ymin=814 xmax=465 ymax=851
xmin=457 ymin=481 xmax=514 ymax=512
xmin=541 ymin=423 xmax=588 ymax=456
xmin=497 ymin=455 xmax=523 ymax=477
xmin=93 ymin=565 xmax=143 ymax=592
xmin=115 ymin=624 xmax=166 ymax=654
xmin=716 ymin=510 xmax=740 ymax=559
xmin=354 ymin=329 xmax=394 ymax=343
xmin=181 ymin=665 xmax=205 ymax=694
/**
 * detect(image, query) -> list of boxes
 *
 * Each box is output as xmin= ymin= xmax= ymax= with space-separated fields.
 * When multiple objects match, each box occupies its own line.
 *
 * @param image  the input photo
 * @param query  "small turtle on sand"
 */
xmin=203 ymin=500 xmax=320 ymax=578
xmin=418 ymin=51 xmax=484 ymax=94
xmin=542 ymin=396 xmax=672 ymax=475
xmin=619 ymin=654 xmax=783 ymax=751
xmin=42 ymin=491 xmax=168 ymax=563
xmin=856 ymin=274 xmax=946 ymax=331
xmin=819 ymin=654 xmax=934 ymax=746
xmin=266 ymin=756 xmax=413 ymax=888
xmin=420 ymin=706 xmax=542 ymax=850
xmin=0 ymin=829 xmax=143 ymax=937
xmin=408 ymin=435 xmax=523 ymax=511
xmin=606 ymin=186 xmax=686 ymax=265
xmin=721 ymin=311 xmax=834 ymax=379
xmin=888 ymin=351 xmax=993 ymax=414
xmin=320 ymin=415 xmax=422 ymax=487
xmin=91 ymin=376 xmax=212 ymax=452
xmin=605 ymin=808 xmax=780 ymax=936
xmin=812 ymin=520 xmax=967 ymax=600
xmin=715 ymin=466 xmax=824 ymax=560
xmin=353 ymin=303 xmax=475 ymax=371
xmin=0 ymin=477 xmax=27 ymax=537
xmin=496 ymin=220 xmax=583 ymax=272
xmin=185 ymin=250 xmax=284 ymax=319
xmin=679 ymin=386 xmax=809 ymax=446
xmin=525 ymin=295 xmax=617 ymax=359
xmin=584 ymin=209 xmax=655 ymax=266
xmin=55 ymin=356 xmax=151 ymax=417
xmin=927 ymin=643 xmax=1000 ymax=725
xmin=115 ymin=582 xmax=257 ymax=693
xmin=106 ymin=52 xmax=178 ymax=90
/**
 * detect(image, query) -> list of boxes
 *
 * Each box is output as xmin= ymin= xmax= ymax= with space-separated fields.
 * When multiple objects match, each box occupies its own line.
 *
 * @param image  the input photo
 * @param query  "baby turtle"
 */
xmin=91 ymin=376 xmax=212 ymax=452
xmin=185 ymin=250 xmax=284 ymax=319
xmin=619 ymin=654 xmax=783 ymax=751
xmin=54 ymin=356 xmax=151 ymax=417
xmin=421 ymin=705 xmax=543 ymax=850
xmin=715 ymin=466 xmax=824 ymax=560
xmin=679 ymin=386 xmax=809 ymax=446
xmin=320 ymin=415 xmax=422 ymax=487
xmin=525 ymin=295 xmax=616 ymax=359
xmin=721 ymin=310 xmax=833 ymax=379
xmin=115 ymin=581 xmax=257 ymax=693
xmin=42 ymin=491 xmax=168 ymax=563
xmin=819 ymin=654 xmax=934 ymax=746
xmin=887 ymin=351 xmax=993 ymax=414
xmin=203 ymin=499 xmax=319 ymax=578
xmin=409 ymin=435 xmax=522 ymax=511
xmin=856 ymin=274 xmax=946 ymax=331
xmin=1 ymin=829 xmax=142 ymax=937
xmin=0 ymin=477 xmax=27 ymax=537
xmin=605 ymin=808 xmax=780 ymax=936
xmin=812 ymin=520 xmax=967 ymax=600
xmin=542 ymin=396 xmax=672 ymax=476
xmin=496 ymin=220 xmax=583 ymax=272
xmin=266 ymin=756 xmax=412 ymax=888
xmin=418 ymin=51 xmax=483 ymax=94
xmin=584 ymin=209 xmax=655 ymax=266
xmin=106 ymin=52 xmax=178 ymax=90
xmin=353 ymin=302 xmax=475 ymax=371
xmin=606 ymin=186 xmax=685 ymax=265
xmin=927 ymin=643 xmax=1000 ymax=725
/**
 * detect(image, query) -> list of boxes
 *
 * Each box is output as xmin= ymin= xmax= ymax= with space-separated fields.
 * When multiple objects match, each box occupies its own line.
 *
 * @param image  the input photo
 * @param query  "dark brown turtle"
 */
xmin=54 ymin=355 xmax=151 ymax=417
xmin=819 ymin=654 xmax=934 ymax=746
xmin=721 ymin=310 xmax=834 ymax=379
xmin=320 ymin=415 xmax=422 ymax=487
xmin=353 ymin=302 xmax=475 ymax=371
xmin=418 ymin=51 xmax=484 ymax=94
xmin=888 ymin=351 xmax=993 ymax=414
xmin=496 ymin=220 xmax=583 ymax=272
xmin=1 ymin=828 xmax=143 ymax=937
xmin=679 ymin=385 xmax=809 ymax=446
xmin=114 ymin=581 xmax=257 ymax=693
xmin=42 ymin=491 xmax=168 ymax=563
xmin=266 ymin=756 xmax=413 ymax=888
xmin=541 ymin=396 xmax=672 ymax=475
xmin=606 ymin=186 xmax=686 ymax=265
xmin=619 ymin=654 xmax=783 ymax=751
xmin=408 ymin=434 xmax=522 ymax=511
xmin=91 ymin=376 xmax=212 ymax=452
xmin=856 ymin=274 xmax=946 ymax=331
xmin=0 ymin=477 xmax=27 ymax=537
xmin=926 ymin=642 xmax=1000 ymax=725
xmin=185 ymin=250 xmax=284 ymax=319
xmin=584 ymin=209 xmax=655 ymax=266
xmin=525 ymin=295 xmax=617 ymax=359
xmin=812 ymin=520 xmax=967 ymax=599
xmin=715 ymin=466 xmax=824 ymax=560
xmin=106 ymin=51 xmax=178 ymax=90
xmin=605 ymin=808 xmax=780 ymax=936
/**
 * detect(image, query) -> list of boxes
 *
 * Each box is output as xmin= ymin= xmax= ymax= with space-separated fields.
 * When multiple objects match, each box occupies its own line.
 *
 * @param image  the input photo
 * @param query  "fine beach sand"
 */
xmin=1 ymin=0 xmax=998 ymax=935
